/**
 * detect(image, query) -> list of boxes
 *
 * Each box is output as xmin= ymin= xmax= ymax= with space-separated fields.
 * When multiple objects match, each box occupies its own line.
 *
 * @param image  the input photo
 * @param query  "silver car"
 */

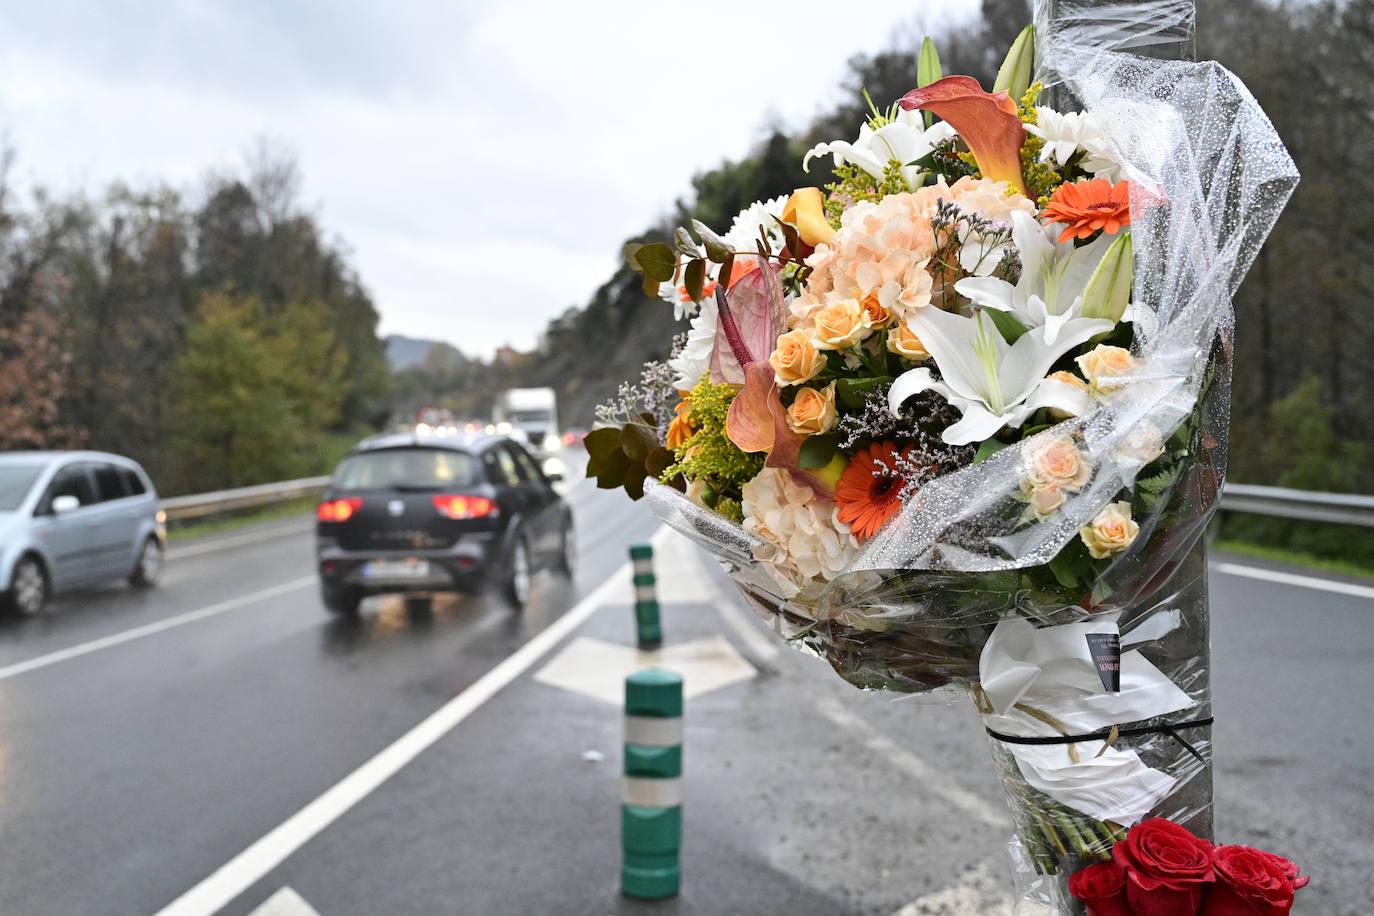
xmin=0 ymin=452 xmax=165 ymax=615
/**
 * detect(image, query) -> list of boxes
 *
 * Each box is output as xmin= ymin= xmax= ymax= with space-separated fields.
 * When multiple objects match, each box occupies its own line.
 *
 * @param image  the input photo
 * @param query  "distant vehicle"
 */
xmin=561 ymin=428 xmax=588 ymax=447
xmin=315 ymin=432 xmax=574 ymax=614
xmin=0 ymin=451 xmax=164 ymax=615
xmin=494 ymin=388 xmax=560 ymax=455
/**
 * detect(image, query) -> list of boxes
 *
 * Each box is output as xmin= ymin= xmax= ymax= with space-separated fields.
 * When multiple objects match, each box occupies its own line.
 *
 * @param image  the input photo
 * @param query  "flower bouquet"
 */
xmin=588 ymin=14 xmax=1299 ymax=913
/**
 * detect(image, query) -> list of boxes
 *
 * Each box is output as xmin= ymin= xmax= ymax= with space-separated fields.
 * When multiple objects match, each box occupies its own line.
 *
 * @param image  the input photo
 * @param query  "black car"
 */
xmin=315 ymin=433 xmax=573 ymax=614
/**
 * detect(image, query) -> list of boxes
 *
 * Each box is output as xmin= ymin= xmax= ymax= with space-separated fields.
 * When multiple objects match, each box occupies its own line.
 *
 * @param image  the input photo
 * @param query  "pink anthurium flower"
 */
xmin=716 ymin=265 xmax=834 ymax=497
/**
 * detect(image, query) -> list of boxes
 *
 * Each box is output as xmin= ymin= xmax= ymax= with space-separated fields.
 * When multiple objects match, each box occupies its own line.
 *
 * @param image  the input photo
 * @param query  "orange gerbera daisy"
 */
xmin=665 ymin=393 xmax=695 ymax=449
xmin=836 ymin=441 xmax=912 ymax=542
xmin=1041 ymin=178 xmax=1132 ymax=244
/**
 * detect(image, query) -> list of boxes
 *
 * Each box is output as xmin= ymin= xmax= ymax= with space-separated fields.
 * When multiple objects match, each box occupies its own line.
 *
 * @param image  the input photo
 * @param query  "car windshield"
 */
xmin=0 ymin=464 xmax=45 ymax=511
xmin=333 ymin=448 xmax=482 ymax=491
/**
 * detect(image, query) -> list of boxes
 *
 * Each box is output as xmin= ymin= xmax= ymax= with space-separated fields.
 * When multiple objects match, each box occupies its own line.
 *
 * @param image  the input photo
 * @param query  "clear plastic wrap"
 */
xmin=643 ymin=20 xmax=1297 ymax=912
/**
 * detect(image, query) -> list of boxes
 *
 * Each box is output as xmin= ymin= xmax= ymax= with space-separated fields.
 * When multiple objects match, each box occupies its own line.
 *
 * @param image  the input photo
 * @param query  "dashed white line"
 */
xmin=1212 ymin=561 xmax=1374 ymax=601
xmin=151 ymin=526 xmax=665 ymax=916
xmin=0 ymin=576 xmax=318 ymax=682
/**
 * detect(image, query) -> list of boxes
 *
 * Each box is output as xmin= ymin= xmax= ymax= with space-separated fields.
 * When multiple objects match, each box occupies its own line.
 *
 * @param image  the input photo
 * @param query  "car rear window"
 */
xmin=119 ymin=467 xmax=147 ymax=496
xmin=333 ymin=448 xmax=482 ymax=491
xmin=0 ymin=464 xmax=45 ymax=511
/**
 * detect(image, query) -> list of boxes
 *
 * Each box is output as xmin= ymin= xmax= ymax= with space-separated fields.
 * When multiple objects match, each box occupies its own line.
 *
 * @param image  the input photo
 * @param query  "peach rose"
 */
xmin=811 ymin=298 xmax=871 ymax=350
xmin=1028 ymin=482 xmax=1066 ymax=520
xmin=860 ymin=293 xmax=895 ymax=329
xmin=1045 ymin=370 xmax=1091 ymax=420
xmin=1076 ymin=345 xmax=1140 ymax=393
xmin=886 ymin=322 xmax=931 ymax=361
xmin=1023 ymin=435 xmax=1093 ymax=493
xmin=1080 ymin=501 xmax=1140 ymax=559
xmin=769 ymin=329 xmax=826 ymax=386
xmin=786 ymin=382 xmax=838 ymax=435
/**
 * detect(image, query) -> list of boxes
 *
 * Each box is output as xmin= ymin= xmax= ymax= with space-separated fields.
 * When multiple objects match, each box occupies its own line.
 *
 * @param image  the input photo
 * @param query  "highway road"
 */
xmin=0 ymin=463 xmax=1367 ymax=915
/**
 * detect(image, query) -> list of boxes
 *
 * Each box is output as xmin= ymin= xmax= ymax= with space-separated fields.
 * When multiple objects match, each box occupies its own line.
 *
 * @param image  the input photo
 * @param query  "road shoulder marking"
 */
xmin=152 ymin=528 xmax=659 ymax=916
xmin=816 ymin=695 xmax=1008 ymax=829
xmin=1212 ymin=561 xmax=1374 ymax=601
xmin=0 ymin=576 xmax=318 ymax=682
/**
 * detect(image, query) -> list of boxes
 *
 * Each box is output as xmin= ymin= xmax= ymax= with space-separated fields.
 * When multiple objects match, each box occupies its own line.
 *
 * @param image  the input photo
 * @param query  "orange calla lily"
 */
xmin=782 ymin=187 xmax=836 ymax=248
xmin=898 ymin=76 xmax=1028 ymax=196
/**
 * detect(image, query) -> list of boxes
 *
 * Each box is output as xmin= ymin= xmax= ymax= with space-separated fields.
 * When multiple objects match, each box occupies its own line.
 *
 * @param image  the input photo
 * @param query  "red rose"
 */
xmin=1200 ymin=846 xmax=1296 ymax=915
xmin=1069 ymin=861 xmax=1132 ymax=916
xmin=1113 ymin=818 xmax=1216 ymax=916
xmin=1251 ymin=850 xmax=1309 ymax=891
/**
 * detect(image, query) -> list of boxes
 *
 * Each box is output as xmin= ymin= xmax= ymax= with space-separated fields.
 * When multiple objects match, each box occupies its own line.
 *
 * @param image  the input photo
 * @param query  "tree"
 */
xmin=0 ymin=308 xmax=85 ymax=449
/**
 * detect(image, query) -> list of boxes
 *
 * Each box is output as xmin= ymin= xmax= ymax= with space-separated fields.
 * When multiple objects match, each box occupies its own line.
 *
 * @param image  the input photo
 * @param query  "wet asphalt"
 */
xmin=0 ymin=467 xmax=1367 ymax=915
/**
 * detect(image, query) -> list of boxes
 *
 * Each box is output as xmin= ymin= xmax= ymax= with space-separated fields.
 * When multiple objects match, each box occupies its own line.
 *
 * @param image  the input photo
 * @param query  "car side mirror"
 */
xmin=52 ymin=495 xmax=81 ymax=515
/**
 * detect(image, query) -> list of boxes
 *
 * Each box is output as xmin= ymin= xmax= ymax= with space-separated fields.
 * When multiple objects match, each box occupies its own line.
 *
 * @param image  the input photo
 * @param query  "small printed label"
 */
xmin=1085 ymin=632 xmax=1122 ymax=693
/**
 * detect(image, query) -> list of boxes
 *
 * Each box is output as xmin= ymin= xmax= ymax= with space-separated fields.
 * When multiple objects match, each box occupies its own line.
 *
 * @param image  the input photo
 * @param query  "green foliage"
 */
xmin=583 ymin=421 xmax=679 ymax=501
xmin=823 ymin=160 xmax=910 ymax=225
xmin=171 ymin=293 xmax=348 ymax=489
xmin=662 ymin=380 xmax=764 ymax=505
xmin=1256 ymin=374 xmax=1367 ymax=492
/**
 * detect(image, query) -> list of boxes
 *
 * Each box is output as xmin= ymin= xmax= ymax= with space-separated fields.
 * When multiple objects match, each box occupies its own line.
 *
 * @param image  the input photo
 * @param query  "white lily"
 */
xmin=954 ymin=210 xmax=1113 ymax=346
xmin=888 ymin=306 xmax=1112 ymax=445
xmin=804 ymin=109 xmax=956 ymax=190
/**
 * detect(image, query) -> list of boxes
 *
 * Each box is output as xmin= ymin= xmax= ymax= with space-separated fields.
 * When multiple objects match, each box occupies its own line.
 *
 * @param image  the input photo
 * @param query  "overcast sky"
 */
xmin=0 ymin=0 xmax=977 ymax=358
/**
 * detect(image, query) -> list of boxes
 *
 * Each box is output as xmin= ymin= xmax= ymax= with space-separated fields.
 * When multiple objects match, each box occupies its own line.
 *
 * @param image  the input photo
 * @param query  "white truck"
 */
xmin=494 ymin=388 xmax=560 ymax=454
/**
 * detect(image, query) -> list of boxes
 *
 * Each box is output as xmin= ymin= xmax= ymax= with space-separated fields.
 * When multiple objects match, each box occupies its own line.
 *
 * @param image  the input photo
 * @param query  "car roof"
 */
xmin=348 ymin=432 xmax=511 ymax=456
xmin=0 ymin=450 xmax=141 ymax=467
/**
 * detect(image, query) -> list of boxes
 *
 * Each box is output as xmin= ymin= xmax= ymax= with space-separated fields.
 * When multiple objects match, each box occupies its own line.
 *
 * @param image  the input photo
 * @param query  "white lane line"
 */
xmin=152 ymin=528 xmax=660 ymax=916
xmin=168 ymin=522 xmax=315 ymax=560
xmin=246 ymin=887 xmax=321 ymax=916
xmin=0 ymin=576 xmax=318 ymax=682
xmin=816 ymin=695 xmax=1008 ymax=829
xmin=1213 ymin=561 xmax=1374 ymax=601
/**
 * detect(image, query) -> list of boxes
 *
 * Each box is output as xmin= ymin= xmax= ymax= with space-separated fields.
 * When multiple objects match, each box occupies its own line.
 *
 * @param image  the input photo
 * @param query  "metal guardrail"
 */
xmin=1218 ymin=483 xmax=1374 ymax=528
xmin=158 ymin=476 xmax=331 ymax=523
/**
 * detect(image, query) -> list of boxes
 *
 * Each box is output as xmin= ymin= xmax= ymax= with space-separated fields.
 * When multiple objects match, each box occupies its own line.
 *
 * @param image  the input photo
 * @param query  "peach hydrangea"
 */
xmin=791 ymin=176 xmax=1035 ymax=329
xmin=742 ymin=468 xmax=859 ymax=591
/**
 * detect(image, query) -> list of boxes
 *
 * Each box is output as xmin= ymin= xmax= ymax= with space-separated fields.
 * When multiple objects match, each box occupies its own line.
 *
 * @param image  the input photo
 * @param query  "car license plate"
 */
xmin=363 ymin=558 xmax=431 ymax=579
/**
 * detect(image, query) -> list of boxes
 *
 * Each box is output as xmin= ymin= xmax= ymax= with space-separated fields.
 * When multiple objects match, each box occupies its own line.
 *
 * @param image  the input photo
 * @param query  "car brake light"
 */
xmin=318 ymin=497 xmax=363 ymax=523
xmin=432 ymin=494 xmax=497 ymax=519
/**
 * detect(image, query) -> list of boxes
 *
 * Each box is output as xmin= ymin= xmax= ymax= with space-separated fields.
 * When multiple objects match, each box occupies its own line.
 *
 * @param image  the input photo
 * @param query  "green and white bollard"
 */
xmin=629 ymin=543 xmax=662 ymax=650
xmin=621 ymin=668 xmax=682 ymax=899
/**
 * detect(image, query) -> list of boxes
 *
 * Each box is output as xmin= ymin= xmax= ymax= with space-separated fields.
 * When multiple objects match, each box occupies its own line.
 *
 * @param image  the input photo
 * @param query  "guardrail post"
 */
xmin=629 ymin=544 xmax=662 ymax=650
xmin=622 ymin=668 xmax=683 ymax=900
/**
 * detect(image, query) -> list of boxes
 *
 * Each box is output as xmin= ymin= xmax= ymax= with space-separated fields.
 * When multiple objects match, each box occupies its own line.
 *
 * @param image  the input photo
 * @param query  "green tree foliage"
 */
xmin=0 ymin=147 xmax=388 ymax=493
xmin=173 ymin=294 xmax=350 ymax=489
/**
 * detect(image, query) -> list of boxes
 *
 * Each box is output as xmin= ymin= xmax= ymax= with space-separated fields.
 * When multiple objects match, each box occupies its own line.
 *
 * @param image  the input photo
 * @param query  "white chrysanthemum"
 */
xmin=658 ymin=196 xmax=789 ymax=320
xmin=743 ymin=468 xmax=859 ymax=587
xmin=668 ymin=301 xmax=717 ymax=390
xmin=1025 ymin=107 xmax=1123 ymax=181
xmin=722 ymin=195 xmax=788 ymax=254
